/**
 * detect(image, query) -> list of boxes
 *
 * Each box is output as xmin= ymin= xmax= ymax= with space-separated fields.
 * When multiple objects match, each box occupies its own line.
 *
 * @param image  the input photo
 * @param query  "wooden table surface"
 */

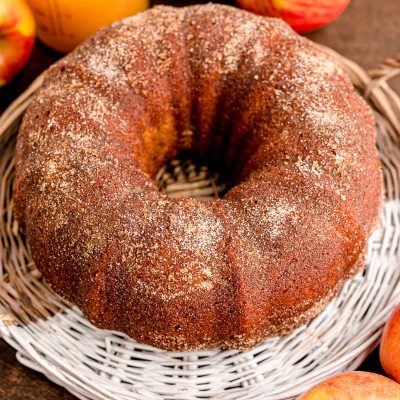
xmin=1 ymin=0 xmax=399 ymax=398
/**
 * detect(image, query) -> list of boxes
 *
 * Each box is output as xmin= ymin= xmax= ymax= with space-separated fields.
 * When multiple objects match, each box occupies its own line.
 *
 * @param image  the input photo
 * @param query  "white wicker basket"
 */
xmin=1 ymin=47 xmax=400 ymax=400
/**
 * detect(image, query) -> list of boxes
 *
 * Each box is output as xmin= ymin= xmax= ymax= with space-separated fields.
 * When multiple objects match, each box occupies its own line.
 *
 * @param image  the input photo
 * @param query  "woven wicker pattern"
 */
xmin=0 ymin=47 xmax=400 ymax=400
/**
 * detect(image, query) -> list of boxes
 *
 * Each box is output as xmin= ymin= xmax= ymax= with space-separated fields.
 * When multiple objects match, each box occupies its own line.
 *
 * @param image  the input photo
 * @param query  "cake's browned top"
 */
xmin=13 ymin=4 xmax=383 ymax=350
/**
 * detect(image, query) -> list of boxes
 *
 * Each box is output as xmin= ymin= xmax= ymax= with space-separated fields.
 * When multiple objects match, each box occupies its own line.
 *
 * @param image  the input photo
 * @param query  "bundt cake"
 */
xmin=14 ymin=4 xmax=383 ymax=350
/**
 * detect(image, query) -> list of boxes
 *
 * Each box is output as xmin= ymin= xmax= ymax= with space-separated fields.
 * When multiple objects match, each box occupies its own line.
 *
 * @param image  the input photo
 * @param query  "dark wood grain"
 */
xmin=0 ymin=339 xmax=75 ymax=400
xmin=0 ymin=0 xmax=399 ymax=398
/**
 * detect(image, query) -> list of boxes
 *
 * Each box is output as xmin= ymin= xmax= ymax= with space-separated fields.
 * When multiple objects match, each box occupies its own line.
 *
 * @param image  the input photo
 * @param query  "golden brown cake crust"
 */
xmin=13 ymin=4 xmax=383 ymax=350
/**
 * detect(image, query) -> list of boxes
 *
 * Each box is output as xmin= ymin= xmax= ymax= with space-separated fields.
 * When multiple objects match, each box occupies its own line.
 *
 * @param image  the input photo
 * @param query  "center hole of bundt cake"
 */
xmin=155 ymin=156 xmax=230 ymax=200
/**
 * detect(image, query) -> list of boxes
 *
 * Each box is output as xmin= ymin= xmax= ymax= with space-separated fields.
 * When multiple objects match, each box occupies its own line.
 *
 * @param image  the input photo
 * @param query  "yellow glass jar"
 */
xmin=27 ymin=0 xmax=149 ymax=53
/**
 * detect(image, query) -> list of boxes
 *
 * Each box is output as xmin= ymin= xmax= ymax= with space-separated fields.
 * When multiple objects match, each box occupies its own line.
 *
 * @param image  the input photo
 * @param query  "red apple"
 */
xmin=236 ymin=0 xmax=350 ymax=33
xmin=297 ymin=371 xmax=400 ymax=399
xmin=0 ymin=0 xmax=35 ymax=87
xmin=380 ymin=305 xmax=400 ymax=383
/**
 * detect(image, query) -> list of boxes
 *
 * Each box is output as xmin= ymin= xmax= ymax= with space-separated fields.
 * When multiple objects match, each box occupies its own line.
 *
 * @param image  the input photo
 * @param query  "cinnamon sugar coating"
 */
xmin=14 ymin=4 xmax=382 ymax=350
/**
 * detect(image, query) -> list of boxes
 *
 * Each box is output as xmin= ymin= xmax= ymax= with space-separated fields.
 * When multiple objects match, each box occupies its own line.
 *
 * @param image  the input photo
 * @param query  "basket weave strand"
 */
xmin=1 ymin=47 xmax=400 ymax=400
